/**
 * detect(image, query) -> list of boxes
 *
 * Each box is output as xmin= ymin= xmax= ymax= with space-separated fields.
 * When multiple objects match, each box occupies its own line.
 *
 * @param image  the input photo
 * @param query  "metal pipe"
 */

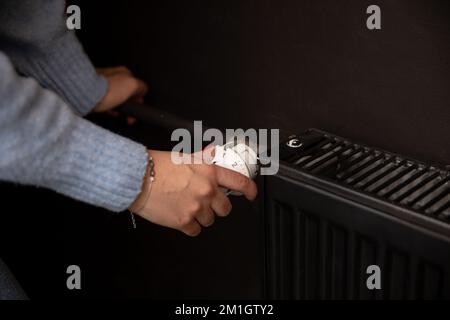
xmin=118 ymin=102 xmax=203 ymax=132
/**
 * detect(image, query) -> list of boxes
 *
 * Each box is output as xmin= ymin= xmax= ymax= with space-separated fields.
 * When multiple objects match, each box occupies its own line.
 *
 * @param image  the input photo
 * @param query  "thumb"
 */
xmin=190 ymin=143 xmax=217 ymax=165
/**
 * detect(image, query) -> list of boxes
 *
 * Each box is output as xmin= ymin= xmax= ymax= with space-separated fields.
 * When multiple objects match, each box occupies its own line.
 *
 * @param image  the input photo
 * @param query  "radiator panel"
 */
xmin=264 ymin=172 xmax=450 ymax=300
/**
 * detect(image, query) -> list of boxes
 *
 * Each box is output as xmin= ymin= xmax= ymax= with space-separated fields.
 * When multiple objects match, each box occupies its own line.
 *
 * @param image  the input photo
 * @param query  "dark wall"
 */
xmin=3 ymin=0 xmax=447 ymax=300
xmin=67 ymin=0 xmax=450 ymax=299
xmin=79 ymin=0 xmax=450 ymax=165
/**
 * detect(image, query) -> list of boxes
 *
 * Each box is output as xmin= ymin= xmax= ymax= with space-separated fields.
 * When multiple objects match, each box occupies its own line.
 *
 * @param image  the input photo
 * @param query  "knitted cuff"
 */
xmin=43 ymin=118 xmax=149 ymax=212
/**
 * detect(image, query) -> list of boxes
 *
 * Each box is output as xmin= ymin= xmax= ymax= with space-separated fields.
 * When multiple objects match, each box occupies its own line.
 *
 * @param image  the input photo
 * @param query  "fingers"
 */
xmin=190 ymin=144 xmax=217 ymax=165
xmin=196 ymin=207 xmax=215 ymax=227
xmin=179 ymin=206 xmax=213 ymax=237
xmin=123 ymin=76 xmax=148 ymax=102
xmin=93 ymin=67 xmax=149 ymax=113
xmin=114 ymin=66 xmax=133 ymax=76
xmin=97 ymin=66 xmax=133 ymax=77
xmin=181 ymin=197 xmax=228 ymax=236
xmin=99 ymin=65 xmax=149 ymax=101
xmin=202 ymin=144 xmax=216 ymax=164
xmin=133 ymin=78 xmax=149 ymax=99
xmin=183 ymin=191 xmax=231 ymax=233
xmin=210 ymin=191 xmax=232 ymax=217
xmin=97 ymin=66 xmax=148 ymax=97
xmin=181 ymin=220 xmax=202 ymax=237
xmin=214 ymin=166 xmax=258 ymax=201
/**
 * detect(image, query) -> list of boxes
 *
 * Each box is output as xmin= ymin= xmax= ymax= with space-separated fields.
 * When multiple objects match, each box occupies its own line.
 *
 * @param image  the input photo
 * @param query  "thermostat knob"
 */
xmin=212 ymin=140 xmax=259 ymax=195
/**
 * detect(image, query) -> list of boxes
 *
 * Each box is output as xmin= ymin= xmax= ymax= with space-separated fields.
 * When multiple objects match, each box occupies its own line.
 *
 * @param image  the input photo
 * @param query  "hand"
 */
xmin=93 ymin=66 xmax=148 ymax=113
xmin=130 ymin=150 xmax=258 ymax=237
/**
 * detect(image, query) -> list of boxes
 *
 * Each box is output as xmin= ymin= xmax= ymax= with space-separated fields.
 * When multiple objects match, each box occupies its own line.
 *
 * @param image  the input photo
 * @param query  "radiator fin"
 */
xmin=265 ymin=200 xmax=449 ymax=300
xmin=268 ymin=129 xmax=450 ymax=299
xmin=281 ymin=130 xmax=450 ymax=223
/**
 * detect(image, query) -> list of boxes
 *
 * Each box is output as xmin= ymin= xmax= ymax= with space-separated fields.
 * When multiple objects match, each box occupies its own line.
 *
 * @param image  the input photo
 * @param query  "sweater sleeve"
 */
xmin=0 ymin=51 xmax=148 ymax=212
xmin=0 ymin=0 xmax=107 ymax=116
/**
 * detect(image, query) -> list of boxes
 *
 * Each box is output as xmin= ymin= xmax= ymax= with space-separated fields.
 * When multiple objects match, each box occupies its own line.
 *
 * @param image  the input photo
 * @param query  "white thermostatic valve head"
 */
xmin=212 ymin=138 xmax=259 ymax=196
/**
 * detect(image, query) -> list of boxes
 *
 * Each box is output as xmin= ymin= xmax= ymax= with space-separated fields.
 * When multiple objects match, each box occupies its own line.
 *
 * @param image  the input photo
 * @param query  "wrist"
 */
xmin=129 ymin=151 xmax=155 ymax=213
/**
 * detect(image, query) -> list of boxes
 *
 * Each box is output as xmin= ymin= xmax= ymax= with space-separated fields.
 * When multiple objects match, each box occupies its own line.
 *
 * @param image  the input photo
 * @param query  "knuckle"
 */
xmin=178 ymin=214 xmax=193 ymax=228
xmin=188 ymin=201 xmax=202 ymax=214
xmin=199 ymin=183 xmax=215 ymax=197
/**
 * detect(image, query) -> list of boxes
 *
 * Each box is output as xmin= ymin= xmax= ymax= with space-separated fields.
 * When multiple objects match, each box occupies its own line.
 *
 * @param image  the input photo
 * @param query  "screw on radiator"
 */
xmin=286 ymin=138 xmax=302 ymax=148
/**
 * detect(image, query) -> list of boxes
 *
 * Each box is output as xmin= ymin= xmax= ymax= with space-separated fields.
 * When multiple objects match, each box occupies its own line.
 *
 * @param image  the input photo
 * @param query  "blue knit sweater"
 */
xmin=0 ymin=0 xmax=149 ymax=213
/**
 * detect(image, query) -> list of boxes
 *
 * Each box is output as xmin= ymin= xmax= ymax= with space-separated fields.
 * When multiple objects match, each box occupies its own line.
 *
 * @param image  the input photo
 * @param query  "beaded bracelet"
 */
xmin=129 ymin=153 xmax=155 ymax=229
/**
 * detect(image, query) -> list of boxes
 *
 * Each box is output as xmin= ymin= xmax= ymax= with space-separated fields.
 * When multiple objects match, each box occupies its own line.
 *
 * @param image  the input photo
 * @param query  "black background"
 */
xmin=79 ymin=0 xmax=450 ymax=165
xmin=0 ymin=0 xmax=449 ymax=299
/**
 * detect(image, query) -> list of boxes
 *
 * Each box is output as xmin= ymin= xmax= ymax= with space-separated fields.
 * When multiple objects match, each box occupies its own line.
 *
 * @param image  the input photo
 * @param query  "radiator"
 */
xmin=263 ymin=129 xmax=450 ymax=300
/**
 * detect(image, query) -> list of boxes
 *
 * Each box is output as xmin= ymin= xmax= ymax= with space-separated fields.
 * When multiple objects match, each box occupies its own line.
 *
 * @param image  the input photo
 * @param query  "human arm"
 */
xmin=0 ymin=51 xmax=148 ymax=211
xmin=0 ymin=50 xmax=257 ymax=234
xmin=0 ymin=0 xmax=148 ymax=116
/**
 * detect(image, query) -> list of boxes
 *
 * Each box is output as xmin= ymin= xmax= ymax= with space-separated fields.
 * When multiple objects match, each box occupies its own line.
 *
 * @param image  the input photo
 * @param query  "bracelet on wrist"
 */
xmin=129 ymin=153 xmax=155 ymax=228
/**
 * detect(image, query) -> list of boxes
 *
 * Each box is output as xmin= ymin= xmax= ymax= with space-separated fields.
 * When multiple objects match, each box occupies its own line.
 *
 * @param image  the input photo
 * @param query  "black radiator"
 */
xmin=263 ymin=129 xmax=450 ymax=300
